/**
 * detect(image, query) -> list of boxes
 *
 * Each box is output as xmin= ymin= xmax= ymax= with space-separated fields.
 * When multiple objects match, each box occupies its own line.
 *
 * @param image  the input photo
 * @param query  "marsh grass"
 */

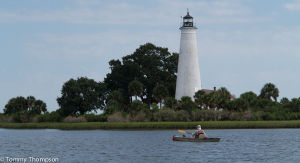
xmin=1 ymin=121 xmax=300 ymax=130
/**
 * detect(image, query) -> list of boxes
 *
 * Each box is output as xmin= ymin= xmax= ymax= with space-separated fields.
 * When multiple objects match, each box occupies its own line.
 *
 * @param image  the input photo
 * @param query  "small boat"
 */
xmin=173 ymin=136 xmax=221 ymax=142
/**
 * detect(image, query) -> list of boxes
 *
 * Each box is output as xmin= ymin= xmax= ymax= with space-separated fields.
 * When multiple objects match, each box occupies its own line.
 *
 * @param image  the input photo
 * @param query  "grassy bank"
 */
xmin=1 ymin=121 xmax=300 ymax=130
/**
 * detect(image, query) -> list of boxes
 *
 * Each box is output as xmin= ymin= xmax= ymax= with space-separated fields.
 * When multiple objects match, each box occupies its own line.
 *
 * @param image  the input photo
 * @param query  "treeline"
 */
xmin=2 ymin=43 xmax=300 ymax=123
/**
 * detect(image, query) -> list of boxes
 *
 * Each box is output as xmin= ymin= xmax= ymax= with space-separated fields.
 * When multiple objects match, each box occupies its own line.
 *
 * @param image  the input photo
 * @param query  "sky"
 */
xmin=1 ymin=0 xmax=300 ymax=113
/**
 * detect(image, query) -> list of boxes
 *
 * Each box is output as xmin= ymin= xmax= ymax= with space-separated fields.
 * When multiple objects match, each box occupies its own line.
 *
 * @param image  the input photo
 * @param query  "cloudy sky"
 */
xmin=1 ymin=0 xmax=300 ymax=113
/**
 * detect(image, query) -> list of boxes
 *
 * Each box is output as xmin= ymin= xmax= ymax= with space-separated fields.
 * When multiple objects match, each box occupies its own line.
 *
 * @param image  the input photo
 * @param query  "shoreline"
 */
xmin=1 ymin=121 xmax=300 ymax=130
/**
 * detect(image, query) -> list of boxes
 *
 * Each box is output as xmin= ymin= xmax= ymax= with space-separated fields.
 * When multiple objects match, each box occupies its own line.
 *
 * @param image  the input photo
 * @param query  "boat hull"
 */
xmin=173 ymin=136 xmax=221 ymax=142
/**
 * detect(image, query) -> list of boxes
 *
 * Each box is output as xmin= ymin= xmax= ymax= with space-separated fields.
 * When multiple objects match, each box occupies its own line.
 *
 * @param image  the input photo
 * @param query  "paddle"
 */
xmin=178 ymin=130 xmax=192 ymax=134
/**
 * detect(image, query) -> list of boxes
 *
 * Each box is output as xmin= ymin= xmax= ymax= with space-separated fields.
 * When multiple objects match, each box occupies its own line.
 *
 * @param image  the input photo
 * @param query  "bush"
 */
xmin=107 ymin=112 xmax=124 ymax=122
xmin=264 ymin=112 xmax=276 ymax=121
xmin=0 ymin=114 xmax=14 ymax=123
xmin=84 ymin=113 xmax=107 ymax=122
xmin=12 ymin=114 xmax=21 ymax=123
xmin=174 ymin=110 xmax=190 ymax=121
xmin=191 ymin=109 xmax=219 ymax=121
xmin=240 ymin=110 xmax=253 ymax=121
xmin=153 ymin=108 xmax=176 ymax=122
xmin=132 ymin=112 xmax=150 ymax=122
xmin=20 ymin=114 xmax=30 ymax=123
xmin=34 ymin=111 xmax=63 ymax=123
xmin=63 ymin=116 xmax=87 ymax=123
xmin=253 ymin=114 xmax=261 ymax=121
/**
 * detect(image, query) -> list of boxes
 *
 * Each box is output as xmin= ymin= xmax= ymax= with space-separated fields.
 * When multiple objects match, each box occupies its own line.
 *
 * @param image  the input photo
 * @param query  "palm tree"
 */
xmin=33 ymin=100 xmax=47 ymax=114
xmin=194 ymin=90 xmax=206 ymax=108
xmin=178 ymin=96 xmax=198 ymax=112
xmin=128 ymin=80 xmax=144 ymax=101
xmin=280 ymin=97 xmax=289 ymax=104
xmin=259 ymin=83 xmax=279 ymax=102
xmin=153 ymin=84 xmax=169 ymax=109
xmin=218 ymin=87 xmax=231 ymax=101
xmin=208 ymin=91 xmax=222 ymax=109
xmin=106 ymin=90 xmax=126 ymax=111
xmin=163 ymin=97 xmax=178 ymax=110
xmin=27 ymin=95 xmax=36 ymax=111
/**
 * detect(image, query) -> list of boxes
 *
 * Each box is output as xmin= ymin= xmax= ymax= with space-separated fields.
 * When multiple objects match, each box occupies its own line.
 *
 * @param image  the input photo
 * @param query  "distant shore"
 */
xmin=1 ymin=121 xmax=300 ymax=130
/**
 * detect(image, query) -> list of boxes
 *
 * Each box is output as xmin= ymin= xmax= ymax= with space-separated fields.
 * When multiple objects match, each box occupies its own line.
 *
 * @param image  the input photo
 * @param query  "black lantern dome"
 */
xmin=183 ymin=11 xmax=193 ymax=27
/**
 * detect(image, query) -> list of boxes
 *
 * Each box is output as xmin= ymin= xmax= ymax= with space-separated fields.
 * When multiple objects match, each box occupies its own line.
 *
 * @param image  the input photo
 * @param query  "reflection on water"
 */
xmin=1 ymin=128 xmax=300 ymax=162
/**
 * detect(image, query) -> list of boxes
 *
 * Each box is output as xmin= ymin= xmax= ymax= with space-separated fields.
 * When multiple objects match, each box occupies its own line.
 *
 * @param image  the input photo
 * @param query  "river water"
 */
xmin=0 ymin=128 xmax=300 ymax=163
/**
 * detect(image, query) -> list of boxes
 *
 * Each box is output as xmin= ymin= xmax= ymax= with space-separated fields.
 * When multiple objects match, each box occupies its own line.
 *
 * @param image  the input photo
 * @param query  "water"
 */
xmin=1 ymin=128 xmax=300 ymax=163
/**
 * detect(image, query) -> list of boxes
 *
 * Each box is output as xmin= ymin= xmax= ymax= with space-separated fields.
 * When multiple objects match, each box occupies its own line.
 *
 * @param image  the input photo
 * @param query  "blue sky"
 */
xmin=1 ymin=0 xmax=300 ymax=113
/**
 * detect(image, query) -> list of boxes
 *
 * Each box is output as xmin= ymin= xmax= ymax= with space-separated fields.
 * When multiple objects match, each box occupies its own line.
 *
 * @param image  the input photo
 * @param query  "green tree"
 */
xmin=3 ymin=96 xmax=46 ymax=115
xmin=27 ymin=96 xmax=36 ymax=111
xmin=240 ymin=91 xmax=257 ymax=108
xmin=194 ymin=90 xmax=206 ymax=108
xmin=254 ymin=99 xmax=273 ymax=112
xmin=163 ymin=97 xmax=178 ymax=110
xmin=218 ymin=87 xmax=231 ymax=101
xmin=177 ymin=96 xmax=198 ymax=113
xmin=280 ymin=97 xmax=289 ymax=104
xmin=128 ymin=100 xmax=149 ymax=116
xmin=32 ymin=100 xmax=47 ymax=114
xmin=56 ymin=77 xmax=107 ymax=116
xmin=3 ymin=96 xmax=27 ymax=115
xmin=200 ymin=91 xmax=222 ymax=110
xmin=227 ymin=98 xmax=247 ymax=112
xmin=153 ymin=84 xmax=169 ymax=109
xmin=104 ymin=90 xmax=127 ymax=114
xmin=290 ymin=98 xmax=300 ymax=112
xmin=104 ymin=43 xmax=178 ymax=107
xmin=128 ymin=80 xmax=144 ymax=101
xmin=259 ymin=83 xmax=279 ymax=102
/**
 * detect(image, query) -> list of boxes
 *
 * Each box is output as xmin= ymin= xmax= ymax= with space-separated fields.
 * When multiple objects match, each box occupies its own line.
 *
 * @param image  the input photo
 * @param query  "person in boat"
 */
xmin=192 ymin=125 xmax=208 ymax=139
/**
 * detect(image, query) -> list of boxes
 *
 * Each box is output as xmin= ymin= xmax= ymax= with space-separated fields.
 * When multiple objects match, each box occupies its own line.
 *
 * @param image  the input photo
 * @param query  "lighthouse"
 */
xmin=175 ymin=11 xmax=201 ymax=101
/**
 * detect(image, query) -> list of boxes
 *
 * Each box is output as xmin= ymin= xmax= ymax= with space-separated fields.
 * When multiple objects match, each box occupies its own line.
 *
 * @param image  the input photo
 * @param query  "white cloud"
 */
xmin=285 ymin=0 xmax=300 ymax=11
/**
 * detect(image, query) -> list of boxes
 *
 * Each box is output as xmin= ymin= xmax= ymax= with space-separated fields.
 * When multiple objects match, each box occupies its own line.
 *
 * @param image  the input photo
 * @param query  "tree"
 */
xmin=280 ymin=97 xmax=289 ymax=104
xmin=227 ymin=98 xmax=247 ymax=112
xmin=194 ymin=90 xmax=206 ymax=108
xmin=27 ymin=96 xmax=36 ymax=111
xmin=177 ymin=96 xmax=198 ymax=113
xmin=3 ymin=96 xmax=46 ymax=115
xmin=153 ymin=84 xmax=169 ymax=109
xmin=254 ymin=99 xmax=273 ymax=111
xmin=3 ymin=96 xmax=28 ymax=115
xmin=104 ymin=90 xmax=127 ymax=114
xmin=208 ymin=91 xmax=222 ymax=109
xmin=104 ymin=43 xmax=178 ymax=107
xmin=128 ymin=100 xmax=149 ymax=116
xmin=32 ymin=100 xmax=47 ymax=114
xmin=290 ymin=98 xmax=300 ymax=112
xmin=218 ymin=87 xmax=231 ymax=101
xmin=163 ymin=97 xmax=178 ymax=110
xmin=56 ymin=77 xmax=107 ymax=116
xmin=259 ymin=83 xmax=279 ymax=102
xmin=240 ymin=91 xmax=257 ymax=108
xmin=128 ymin=80 xmax=143 ymax=101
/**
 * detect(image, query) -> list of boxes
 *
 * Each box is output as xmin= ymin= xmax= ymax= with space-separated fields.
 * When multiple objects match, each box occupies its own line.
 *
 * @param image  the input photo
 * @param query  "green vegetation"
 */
xmin=3 ymin=96 xmax=47 ymax=115
xmin=2 ymin=43 xmax=300 ymax=125
xmin=1 ymin=121 xmax=300 ymax=130
xmin=56 ymin=77 xmax=107 ymax=116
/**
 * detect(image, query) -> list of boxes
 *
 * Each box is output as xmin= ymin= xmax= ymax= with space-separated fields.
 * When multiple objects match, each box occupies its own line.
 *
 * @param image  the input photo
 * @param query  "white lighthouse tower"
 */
xmin=175 ymin=11 xmax=201 ymax=101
